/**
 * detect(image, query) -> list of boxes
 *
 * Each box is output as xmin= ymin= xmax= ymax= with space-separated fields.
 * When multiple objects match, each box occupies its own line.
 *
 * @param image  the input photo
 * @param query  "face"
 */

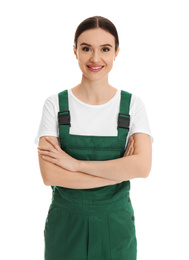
xmin=73 ymin=28 xmax=120 ymax=82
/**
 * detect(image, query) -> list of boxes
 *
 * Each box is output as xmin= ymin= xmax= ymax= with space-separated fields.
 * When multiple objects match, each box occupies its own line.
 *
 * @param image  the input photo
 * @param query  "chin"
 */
xmin=81 ymin=68 xmax=112 ymax=82
xmin=83 ymin=73 xmax=108 ymax=82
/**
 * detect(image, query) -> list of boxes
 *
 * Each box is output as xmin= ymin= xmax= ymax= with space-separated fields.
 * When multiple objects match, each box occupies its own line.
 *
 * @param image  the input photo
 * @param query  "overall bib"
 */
xmin=44 ymin=90 xmax=137 ymax=260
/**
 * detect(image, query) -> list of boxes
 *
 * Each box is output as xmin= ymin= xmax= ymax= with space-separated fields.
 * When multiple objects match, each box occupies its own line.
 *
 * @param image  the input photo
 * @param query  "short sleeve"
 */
xmin=34 ymin=95 xmax=59 ymax=145
xmin=125 ymin=94 xmax=153 ymax=149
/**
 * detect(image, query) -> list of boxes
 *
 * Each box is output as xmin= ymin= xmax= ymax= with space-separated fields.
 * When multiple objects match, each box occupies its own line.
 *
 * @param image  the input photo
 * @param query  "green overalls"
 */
xmin=44 ymin=89 xmax=137 ymax=260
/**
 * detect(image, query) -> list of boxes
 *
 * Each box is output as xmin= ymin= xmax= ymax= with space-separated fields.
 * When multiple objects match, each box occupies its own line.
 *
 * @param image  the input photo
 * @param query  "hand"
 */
xmin=37 ymin=137 xmax=79 ymax=172
xmin=123 ymin=135 xmax=135 ymax=157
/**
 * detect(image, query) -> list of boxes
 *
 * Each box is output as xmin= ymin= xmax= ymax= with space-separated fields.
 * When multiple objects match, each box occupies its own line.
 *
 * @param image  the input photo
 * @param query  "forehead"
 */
xmin=77 ymin=28 xmax=115 ymax=46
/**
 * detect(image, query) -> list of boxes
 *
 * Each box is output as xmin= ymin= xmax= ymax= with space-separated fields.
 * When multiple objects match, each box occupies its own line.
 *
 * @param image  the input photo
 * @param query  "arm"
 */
xmin=78 ymin=133 xmax=152 ymax=181
xmin=38 ymin=136 xmax=121 ymax=189
xmin=38 ymin=133 xmax=148 ymax=182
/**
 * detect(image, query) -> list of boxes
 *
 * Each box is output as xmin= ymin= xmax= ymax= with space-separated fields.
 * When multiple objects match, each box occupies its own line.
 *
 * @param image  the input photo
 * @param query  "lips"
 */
xmin=87 ymin=65 xmax=104 ymax=72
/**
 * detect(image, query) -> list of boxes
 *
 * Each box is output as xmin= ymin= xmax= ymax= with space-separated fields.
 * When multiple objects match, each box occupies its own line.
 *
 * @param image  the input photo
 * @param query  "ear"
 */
xmin=114 ymin=47 xmax=120 ymax=60
xmin=73 ymin=45 xmax=78 ymax=60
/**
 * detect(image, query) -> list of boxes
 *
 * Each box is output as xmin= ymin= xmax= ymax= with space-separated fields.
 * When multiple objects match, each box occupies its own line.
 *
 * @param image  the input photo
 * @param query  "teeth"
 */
xmin=91 ymin=66 xmax=102 ymax=69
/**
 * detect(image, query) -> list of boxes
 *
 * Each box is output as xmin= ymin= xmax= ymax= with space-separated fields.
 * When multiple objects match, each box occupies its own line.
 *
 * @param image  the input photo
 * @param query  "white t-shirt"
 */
xmin=34 ymin=88 xmax=153 ymax=150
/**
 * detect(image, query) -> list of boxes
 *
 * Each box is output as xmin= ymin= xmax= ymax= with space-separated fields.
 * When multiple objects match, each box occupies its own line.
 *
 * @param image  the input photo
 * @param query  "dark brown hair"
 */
xmin=74 ymin=16 xmax=119 ymax=51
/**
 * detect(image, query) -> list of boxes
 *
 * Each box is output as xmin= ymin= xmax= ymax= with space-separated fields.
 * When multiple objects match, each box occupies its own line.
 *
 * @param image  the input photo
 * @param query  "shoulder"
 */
xmin=34 ymin=94 xmax=59 ymax=145
xmin=120 ymin=90 xmax=145 ymax=111
xmin=128 ymin=93 xmax=154 ymax=143
xmin=129 ymin=93 xmax=147 ymax=115
xmin=44 ymin=94 xmax=59 ymax=106
xmin=42 ymin=94 xmax=59 ymax=113
xmin=129 ymin=93 xmax=148 ymax=119
xmin=130 ymin=93 xmax=144 ymax=106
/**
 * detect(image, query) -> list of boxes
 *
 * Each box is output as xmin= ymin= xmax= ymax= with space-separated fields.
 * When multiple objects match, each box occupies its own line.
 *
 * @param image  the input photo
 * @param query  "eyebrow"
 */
xmin=80 ymin=43 xmax=113 ymax=48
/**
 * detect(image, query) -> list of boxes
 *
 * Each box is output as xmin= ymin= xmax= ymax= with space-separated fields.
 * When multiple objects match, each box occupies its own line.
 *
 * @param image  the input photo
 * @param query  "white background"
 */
xmin=1 ymin=0 xmax=189 ymax=259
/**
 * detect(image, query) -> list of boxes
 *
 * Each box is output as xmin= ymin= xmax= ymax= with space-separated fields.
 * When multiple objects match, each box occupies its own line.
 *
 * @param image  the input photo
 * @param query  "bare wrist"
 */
xmin=76 ymin=159 xmax=82 ymax=172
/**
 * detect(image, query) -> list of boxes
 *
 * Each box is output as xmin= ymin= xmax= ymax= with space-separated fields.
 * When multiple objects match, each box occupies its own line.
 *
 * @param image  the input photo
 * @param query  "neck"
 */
xmin=74 ymin=74 xmax=117 ymax=104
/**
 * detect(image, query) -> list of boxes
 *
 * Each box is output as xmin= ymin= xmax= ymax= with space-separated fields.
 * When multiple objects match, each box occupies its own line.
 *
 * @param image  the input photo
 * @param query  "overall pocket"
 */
xmin=44 ymin=204 xmax=59 ymax=236
xmin=108 ymin=196 xmax=137 ymax=260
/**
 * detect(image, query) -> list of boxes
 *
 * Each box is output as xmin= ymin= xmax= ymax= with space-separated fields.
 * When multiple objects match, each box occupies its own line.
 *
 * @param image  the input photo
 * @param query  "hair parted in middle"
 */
xmin=74 ymin=16 xmax=119 ymax=52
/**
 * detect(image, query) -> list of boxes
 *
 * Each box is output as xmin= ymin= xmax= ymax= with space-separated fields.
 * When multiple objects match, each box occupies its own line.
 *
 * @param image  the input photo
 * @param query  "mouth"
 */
xmin=87 ymin=65 xmax=104 ymax=72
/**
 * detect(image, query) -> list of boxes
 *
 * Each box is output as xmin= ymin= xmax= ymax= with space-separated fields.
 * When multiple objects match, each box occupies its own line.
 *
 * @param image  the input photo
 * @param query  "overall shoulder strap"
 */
xmin=118 ymin=90 xmax=132 ymax=137
xmin=58 ymin=90 xmax=70 ymax=135
xmin=120 ymin=90 xmax=132 ymax=114
xmin=58 ymin=89 xmax=69 ymax=110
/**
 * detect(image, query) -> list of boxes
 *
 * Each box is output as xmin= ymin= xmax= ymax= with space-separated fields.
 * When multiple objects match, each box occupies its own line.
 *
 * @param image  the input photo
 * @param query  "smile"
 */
xmin=87 ymin=65 xmax=104 ymax=72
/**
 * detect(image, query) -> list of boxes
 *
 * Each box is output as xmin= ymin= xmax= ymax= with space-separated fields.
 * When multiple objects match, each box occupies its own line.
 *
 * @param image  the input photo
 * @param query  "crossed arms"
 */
xmin=37 ymin=133 xmax=152 ymax=189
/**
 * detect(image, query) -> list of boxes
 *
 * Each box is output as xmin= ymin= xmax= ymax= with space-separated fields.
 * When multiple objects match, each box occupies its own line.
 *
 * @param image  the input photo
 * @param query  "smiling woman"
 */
xmin=73 ymin=27 xmax=120 ymax=82
xmin=35 ymin=16 xmax=153 ymax=260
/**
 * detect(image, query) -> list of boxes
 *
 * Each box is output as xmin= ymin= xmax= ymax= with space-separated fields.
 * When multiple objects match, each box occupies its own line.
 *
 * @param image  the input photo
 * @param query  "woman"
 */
xmin=36 ymin=16 xmax=153 ymax=260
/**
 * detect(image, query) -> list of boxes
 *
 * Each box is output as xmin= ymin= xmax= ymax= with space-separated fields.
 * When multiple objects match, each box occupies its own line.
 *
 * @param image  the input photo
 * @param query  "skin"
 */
xmin=37 ymin=28 xmax=152 ymax=188
xmin=72 ymin=28 xmax=120 ymax=105
xmin=38 ymin=135 xmax=135 ymax=172
xmin=37 ymin=135 xmax=135 ymax=189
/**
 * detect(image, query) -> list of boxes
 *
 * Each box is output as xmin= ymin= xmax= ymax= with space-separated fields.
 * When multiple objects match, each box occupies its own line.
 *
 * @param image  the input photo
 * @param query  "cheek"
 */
xmin=78 ymin=56 xmax=89 ymax=71
xmin=78 ymin=60 xmax=89 ymax=77
xmin=104 ymin=54 xmax=114 ymax=63
xmin=77 ymin=52 xmax=89 ymax=63
xmin=78 ymin=59 xmax=87 ymax=69
xmin=78 ymin=61 xmax=85 ymax=74
xmin=105 ymin=57 xmax=114 ymax=69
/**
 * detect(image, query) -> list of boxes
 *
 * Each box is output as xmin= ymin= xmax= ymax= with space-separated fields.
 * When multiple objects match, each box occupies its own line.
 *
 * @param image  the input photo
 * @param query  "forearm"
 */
xmin=77 ymin=134 xmax=152 ymax=182
xmin=38 ymin=137 xmax=120 ymax=189
xmin=50 ymin=169 xmax=120 ymax=189
xmin=38 ymin=134 xmax=151 ymax=186
xmin=39 ymin=156 xmax=120 ymax=189
xmin=78 ymin=154 xmax=151 ymax=182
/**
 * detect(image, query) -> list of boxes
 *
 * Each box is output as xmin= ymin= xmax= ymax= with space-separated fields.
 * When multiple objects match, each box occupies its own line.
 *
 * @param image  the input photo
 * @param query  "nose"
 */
xmin=90 ymin=49 xmax=101 ymax=63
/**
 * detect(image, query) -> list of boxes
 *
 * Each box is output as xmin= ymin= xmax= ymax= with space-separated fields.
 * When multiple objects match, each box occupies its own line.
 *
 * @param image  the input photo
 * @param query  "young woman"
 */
xmin=36 ymin=16 xmax=153 ymax=260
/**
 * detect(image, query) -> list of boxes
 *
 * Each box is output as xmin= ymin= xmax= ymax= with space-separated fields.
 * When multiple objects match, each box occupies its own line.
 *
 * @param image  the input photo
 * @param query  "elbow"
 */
xmin=40 ymin=169 xmax=53 ymax=186
xmin=139 ymin=153 xmax=152 ymax=179
xmin=142 ymin=168 xmax=151 ymax=178
xmin=43 ymin=178 xmax=52 ymax=186
xmin=141 ymin=163 xmax=152 ymax=179
xmin=43 ymin=177 xmax=51 ymax=186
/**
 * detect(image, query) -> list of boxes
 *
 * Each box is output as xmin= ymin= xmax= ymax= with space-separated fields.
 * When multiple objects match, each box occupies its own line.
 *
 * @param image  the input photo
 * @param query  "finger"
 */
xmin=38 ymin=150 xmax=57 ymax=158
xmin=41 ymin=156 xmax=57 ymax=164
xmin=130 ymin=135 xmax=135 ymax=145
xmin=37 ymin=146 xmax=50 ymax=151
xmin=37 ymin=145 xmax=58 ymax=153
xmin=130 ymin=147 xmax=134 ymax=156
xmin=128 ymin=137 xmax=132 ymax=147
xmin=123 ymin=150 xmax=128 ymax=157
xmin=129 ymin=137 xmax=135 ymax=149
xmin=124 ymin=146 xmax=129 ymax=156
xmin=37 ymin=146 xmax=56 ymax=153
xmin=124 ymin=140 xmax=131 ymax=156
xmin=128 ymin=145 xmax=133 ymax=156
xmin=124 ymin=147 xmax=128 ymax=155
xmin=45 ymin=137 xmax=61 ymax=150
xmin=124 ymin=145 xmax=131 ymax=157
xmin=125 ymin=140 xmax=135 ymax=156
xmin=127 ymin=136 xmax=134 ymax=149
xmin=123 ymin=136 xmax=135 ymax=157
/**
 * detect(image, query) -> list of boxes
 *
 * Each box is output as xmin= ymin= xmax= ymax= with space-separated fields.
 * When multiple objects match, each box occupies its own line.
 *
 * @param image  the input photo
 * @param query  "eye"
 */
xmin=82 ymin=47 xmax=91 ymax=52
xmin=102 ymin=47 xmax=110 ymax=52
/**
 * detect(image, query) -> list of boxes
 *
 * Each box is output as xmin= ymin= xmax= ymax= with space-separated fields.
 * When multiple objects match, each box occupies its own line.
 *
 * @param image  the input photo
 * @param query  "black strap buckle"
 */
xmin=117 ymin=113 xmax=130 ymax=130
xmin=58 ymin=110 xmax=71 ymax=126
